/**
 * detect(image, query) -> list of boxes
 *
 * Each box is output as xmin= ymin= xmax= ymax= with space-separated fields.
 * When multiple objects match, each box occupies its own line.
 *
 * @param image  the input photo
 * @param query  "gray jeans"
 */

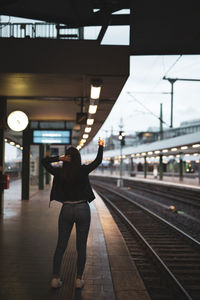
xmin=53 ymin=202 xmax=91 ymax=277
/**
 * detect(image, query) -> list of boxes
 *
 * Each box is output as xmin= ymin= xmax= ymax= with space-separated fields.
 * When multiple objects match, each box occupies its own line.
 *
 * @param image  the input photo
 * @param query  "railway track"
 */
xmin=92 ymin=180 xmax=200 ymax=300
xmin=92 ymin=175 xmax=200 ymax=208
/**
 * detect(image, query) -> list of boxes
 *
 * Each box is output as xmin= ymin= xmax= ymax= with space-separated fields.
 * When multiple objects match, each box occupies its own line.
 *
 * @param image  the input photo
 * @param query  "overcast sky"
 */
xmin=95 ymin=54 xmax=200 ymax=139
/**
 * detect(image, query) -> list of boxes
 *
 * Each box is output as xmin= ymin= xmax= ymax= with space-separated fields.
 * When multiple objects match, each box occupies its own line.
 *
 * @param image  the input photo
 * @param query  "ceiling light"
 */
xmin=87 ymin=118 xmax=94 ymax=126
xmin=10 ymin=141 xmax=15 ymax=146
xmin=81 ymin=139 xmax=86 ymax=144
xmin=88 ymin=105 xmax=97 ymax=114
xmin=16 ymin=144 xmax=21 ymax=148
xmin=90 ymin=80 xmax=102 ymax=99
xmin=181 ymin=146 xmax=188 ymax=150
xmin=154 ymin=150 xmax=160 ymax=154
xmin=83 ymin=134 xmax=89 ymax=139
xmin=162 ymin=149 xmax=168 ymax=153
xmin=192 ymin=144 xmax=200 ymax=148
xmin=171 ymin=148 xmax=177 ymax=151
xmin=148 ymin=151 xmax=153 ymax=155
xmin=85 ymin=127 xmax=91 ymax=133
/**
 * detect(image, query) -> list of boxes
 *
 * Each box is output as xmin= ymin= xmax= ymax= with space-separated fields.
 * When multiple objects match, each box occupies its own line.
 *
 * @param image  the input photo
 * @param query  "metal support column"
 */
xmin=144 ymin=156 xmax=147 ymax=178
xmin=39 ymin=144 xmax=44 ymax=190
xmin=0 ymin=97 xmax=7 ymax=214
xmin=198 ymin=161 xmax=200 ymax=185
xmin=159 ymin=154 xmax=163 ymax=180
xmin=22 ymin=125 xmax=31 ymax=200
xmin=45 ymin=144 xmax=50 ymax=184
xmin=179 ymin=155 xmax=183 ymax=182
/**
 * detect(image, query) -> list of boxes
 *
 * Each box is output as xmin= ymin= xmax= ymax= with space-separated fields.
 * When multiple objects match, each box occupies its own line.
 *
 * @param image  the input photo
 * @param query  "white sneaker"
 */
xmin=51 ymin=277 xmax=62 ymax=289
xmin=75 ymin=278 xmax=84 ymax=289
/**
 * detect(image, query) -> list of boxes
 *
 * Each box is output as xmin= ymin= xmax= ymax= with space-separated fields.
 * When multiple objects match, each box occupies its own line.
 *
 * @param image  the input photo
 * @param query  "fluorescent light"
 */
xmin=148 ymin=151 xmax=153 ymax=155
xmin=85 ymin=127 xmax=91 ymax=133
xmin=142 ymin=152 xmax=146 ymax=156
xmin=10 ymin=141 xmax=15 ymax=146
xmin=90 ymin=80 xmax=102 ymax=99
xmin=81 ymin=139 xmax=86 ymax=144
xmin=83 ymin=134 xmax=89 ymax=139
xmin=136 ymin=153 xmax=140 ymax=156
xmin=194 ymin=153 xmax=199 ymax=156
xmin=181 ymin=146 xmax=188 ymax=150
xmin=192 ymin=144 xmax=200 ymax=148
xmin=88 ymin=105 xmax=97 ymax=114
xmin=185 ymin=154 xmax=190 ymax=157
xmin=154 ymin=150 xmax=160 ymax=154
xmin=87 ymin=118 xmax=94 ymax=125
xmin=162 ymin=149 xmax=168 ymax=153
xmin=131 ymin=154 xmax=135 ymax=157
xmin=16 ymin=144 xmax=21 ymax=148
xmin=171 ymin=148 xmax=177 ymax=151
xmin=90 ymin=86 xmax=101 ymax=99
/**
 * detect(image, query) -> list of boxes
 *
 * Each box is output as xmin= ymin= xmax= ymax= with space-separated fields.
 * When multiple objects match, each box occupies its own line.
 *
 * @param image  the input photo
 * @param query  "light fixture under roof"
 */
xmin=90 ymin=79 xmax=102 ymax=100
xmin=192 ymin=144 xmax=200 ymax=148
xmin=88 ymin=105 xmax=97 ymax=114
xmin=181 ymin=146 xmax=188 ymax=150
xmin=83 ymin=134 xmax=89 ymax=139
xmin=85 ymin=127 xmax=91 ymax=133
xmin=87 ymin=118 xmax=94 ymax=126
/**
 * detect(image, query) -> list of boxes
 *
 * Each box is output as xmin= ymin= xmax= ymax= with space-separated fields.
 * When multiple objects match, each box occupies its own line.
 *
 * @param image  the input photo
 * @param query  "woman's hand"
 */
xmin=98 ymin=138 xmax=105 ymax=147
xmin=59 ymin=155 xmax=71 ymax=162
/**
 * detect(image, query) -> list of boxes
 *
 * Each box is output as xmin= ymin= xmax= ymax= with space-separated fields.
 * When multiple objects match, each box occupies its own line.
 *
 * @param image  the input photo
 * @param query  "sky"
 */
xmin=95 ymin=54 xmax=200 ymax=140
xmin=2 ymin=14 xmax=200 ymax=157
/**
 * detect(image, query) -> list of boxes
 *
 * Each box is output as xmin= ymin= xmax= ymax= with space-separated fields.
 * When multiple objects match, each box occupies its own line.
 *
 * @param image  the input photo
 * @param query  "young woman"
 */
xmin=42 ymin=139 xmax=104 ymax=289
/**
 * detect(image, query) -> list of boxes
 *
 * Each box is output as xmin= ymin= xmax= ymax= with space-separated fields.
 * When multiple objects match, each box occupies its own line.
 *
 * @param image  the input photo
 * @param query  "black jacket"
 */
xmin=42 ymin=145 xmax=103 ymax=205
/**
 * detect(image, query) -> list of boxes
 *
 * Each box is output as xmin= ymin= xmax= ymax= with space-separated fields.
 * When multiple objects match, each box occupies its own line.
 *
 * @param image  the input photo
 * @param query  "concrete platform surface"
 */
xmin=0 ymin=180 xmax=150 ymax=300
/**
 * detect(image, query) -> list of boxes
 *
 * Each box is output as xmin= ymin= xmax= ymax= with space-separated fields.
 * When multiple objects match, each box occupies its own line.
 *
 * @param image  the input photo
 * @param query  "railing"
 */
xmin=0 ymin=22 xmax=83 ymax=39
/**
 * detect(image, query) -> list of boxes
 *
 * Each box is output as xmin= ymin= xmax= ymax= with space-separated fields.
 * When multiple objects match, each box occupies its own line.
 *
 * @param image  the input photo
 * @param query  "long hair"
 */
xmin=59 ymin=147 xmax=81 ymax=186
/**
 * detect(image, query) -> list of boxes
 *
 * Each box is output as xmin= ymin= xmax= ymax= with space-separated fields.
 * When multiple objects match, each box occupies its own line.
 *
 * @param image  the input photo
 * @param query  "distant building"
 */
xmin=82 ymin=119 xmax=200 ymax=154
xmin=163 ymin=119 xmax=200 ymax=139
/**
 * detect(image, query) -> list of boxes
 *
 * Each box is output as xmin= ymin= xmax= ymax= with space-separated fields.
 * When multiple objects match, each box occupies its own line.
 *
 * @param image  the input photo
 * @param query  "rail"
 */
xmin=0 ymin=22 xmax=83 ymax=39
xmin=93 ymin=180 xmax=200 ymax=299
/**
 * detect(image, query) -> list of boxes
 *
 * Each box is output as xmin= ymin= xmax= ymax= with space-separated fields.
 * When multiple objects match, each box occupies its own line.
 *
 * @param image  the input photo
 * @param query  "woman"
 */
xmin=42 ymin=139 xmax=104 ymax=289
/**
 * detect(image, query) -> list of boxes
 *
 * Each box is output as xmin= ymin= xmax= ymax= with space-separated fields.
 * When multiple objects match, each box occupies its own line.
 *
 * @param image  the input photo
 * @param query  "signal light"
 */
xmin=118 ymin=131 xmax=125 ymax=146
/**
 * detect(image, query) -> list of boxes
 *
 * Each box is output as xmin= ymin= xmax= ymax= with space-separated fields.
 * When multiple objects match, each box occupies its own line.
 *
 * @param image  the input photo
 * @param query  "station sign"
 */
xmin=32 ymin=129 xmax=71 ymax=145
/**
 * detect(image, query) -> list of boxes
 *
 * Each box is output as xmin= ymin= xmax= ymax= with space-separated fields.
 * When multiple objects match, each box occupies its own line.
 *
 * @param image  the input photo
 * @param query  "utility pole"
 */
xmin=159 ymin=103 xmax=163 ymax=140
xmin=163 ymin=76 xmax=200 ymax=128
xmin=118 ymin=131 xmax=125 ymax=187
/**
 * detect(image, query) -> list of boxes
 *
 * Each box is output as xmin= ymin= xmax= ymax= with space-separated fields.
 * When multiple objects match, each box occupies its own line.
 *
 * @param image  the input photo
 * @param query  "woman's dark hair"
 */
xmin=59 ymin=147 xmax=81 ymax=186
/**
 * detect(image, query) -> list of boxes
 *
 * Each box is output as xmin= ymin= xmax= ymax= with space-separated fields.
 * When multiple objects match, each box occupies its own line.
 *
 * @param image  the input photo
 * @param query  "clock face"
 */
xmin=7 ymin=111 xmax=29 ymax=132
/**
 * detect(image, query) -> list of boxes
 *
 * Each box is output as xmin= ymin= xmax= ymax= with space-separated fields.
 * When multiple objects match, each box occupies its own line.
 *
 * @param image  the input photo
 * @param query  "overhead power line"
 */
xmin=127 ymin=92 xmax=171 ymax=128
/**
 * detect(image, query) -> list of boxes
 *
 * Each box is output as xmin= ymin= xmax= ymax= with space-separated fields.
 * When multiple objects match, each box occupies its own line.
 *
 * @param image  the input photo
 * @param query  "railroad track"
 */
xmin=92 ymin=180 xmax=200 ymax=300
xmin=92 ymin=175 xmax=200 ymax=208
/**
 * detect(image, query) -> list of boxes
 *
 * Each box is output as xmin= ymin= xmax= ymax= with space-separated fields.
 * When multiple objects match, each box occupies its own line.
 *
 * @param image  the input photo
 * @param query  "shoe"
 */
xmin=51 ymin=277 xmax=62 ymax=289
xmin=75 ymin=278 xmax=84 ymax=289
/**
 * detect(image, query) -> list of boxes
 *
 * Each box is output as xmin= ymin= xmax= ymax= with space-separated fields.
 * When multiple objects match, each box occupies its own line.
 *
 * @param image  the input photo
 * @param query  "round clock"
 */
xmin=7 ymin=110 xmax=29 ymax=132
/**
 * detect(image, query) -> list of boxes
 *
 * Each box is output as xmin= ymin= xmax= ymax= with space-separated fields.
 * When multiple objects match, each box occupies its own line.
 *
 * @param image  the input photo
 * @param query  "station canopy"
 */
xmin=1 ymin=1 xmax=200 ymax=148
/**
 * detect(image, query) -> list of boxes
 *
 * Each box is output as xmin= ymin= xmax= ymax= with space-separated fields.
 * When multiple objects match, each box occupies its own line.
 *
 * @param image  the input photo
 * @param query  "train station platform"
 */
xmin=92 ymin=170 xmax=200 ymax=191
xmin=0 ymin=180 xmax=150 ymax=300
